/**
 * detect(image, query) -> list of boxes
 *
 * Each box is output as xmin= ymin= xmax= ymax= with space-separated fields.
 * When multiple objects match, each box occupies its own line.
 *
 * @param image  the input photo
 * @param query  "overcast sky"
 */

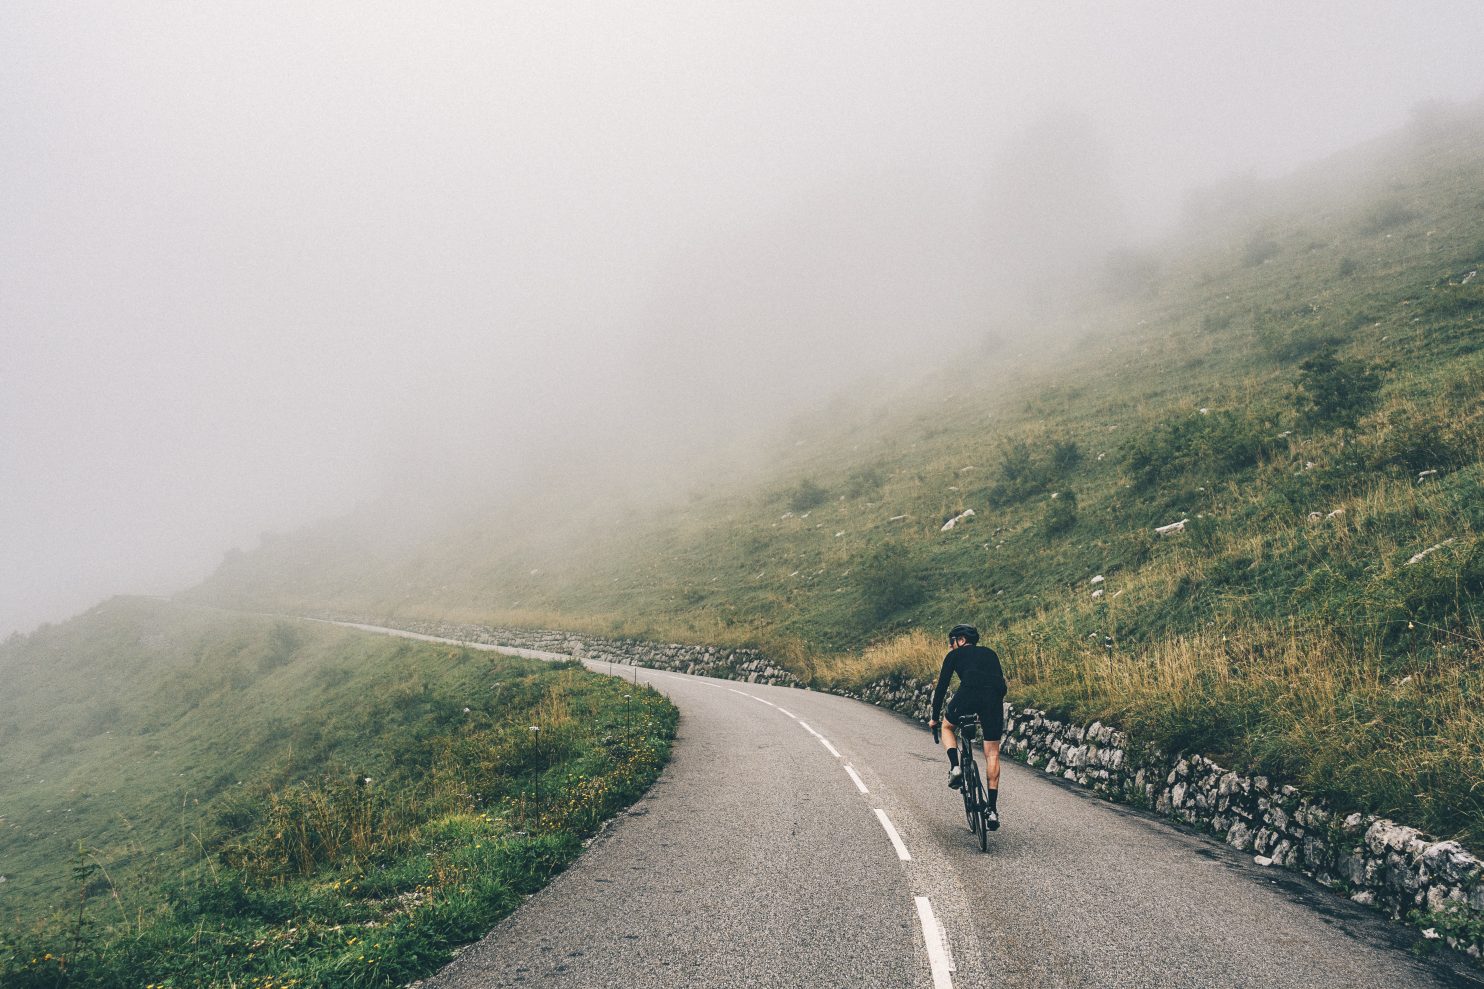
xmin=3 ymin=1 xmax=1482 ymax=636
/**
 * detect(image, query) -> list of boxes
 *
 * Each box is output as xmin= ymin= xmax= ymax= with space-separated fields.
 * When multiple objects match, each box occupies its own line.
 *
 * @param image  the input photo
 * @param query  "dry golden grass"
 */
xmin=820 ymin=627 xmax=942 ymax=686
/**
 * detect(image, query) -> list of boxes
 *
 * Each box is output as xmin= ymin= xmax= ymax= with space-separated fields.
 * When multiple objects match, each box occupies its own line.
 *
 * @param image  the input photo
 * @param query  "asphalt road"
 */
xmin=329 ymin=623 xmax=1481 ymax=989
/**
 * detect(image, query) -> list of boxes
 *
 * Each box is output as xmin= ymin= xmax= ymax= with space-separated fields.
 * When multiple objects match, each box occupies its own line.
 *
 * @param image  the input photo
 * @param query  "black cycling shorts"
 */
xmin=944 ymin=693 xmax=1004 ymax=742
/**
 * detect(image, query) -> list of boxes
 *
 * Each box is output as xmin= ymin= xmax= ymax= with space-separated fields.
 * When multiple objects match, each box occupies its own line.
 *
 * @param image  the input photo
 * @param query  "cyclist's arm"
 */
xmin=929 ymin=653 xmax=955 ymax=722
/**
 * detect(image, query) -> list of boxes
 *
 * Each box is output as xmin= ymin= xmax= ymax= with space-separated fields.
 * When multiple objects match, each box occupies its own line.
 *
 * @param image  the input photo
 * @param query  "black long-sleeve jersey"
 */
xmin=930 ymin=643 xmax=1007 ymax=722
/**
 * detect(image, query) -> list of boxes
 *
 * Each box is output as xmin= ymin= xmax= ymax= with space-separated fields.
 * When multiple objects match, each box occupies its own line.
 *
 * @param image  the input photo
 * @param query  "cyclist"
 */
xmin=928 ymin=623 xmax=1007 ymax=830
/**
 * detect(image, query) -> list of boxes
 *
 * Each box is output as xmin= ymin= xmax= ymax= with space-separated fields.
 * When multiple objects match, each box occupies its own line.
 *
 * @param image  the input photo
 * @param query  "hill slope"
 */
xmin=191 ymin=103 xmax=1484 ymax=840
xmin=0 ymin=598 xmax=676 ymax=987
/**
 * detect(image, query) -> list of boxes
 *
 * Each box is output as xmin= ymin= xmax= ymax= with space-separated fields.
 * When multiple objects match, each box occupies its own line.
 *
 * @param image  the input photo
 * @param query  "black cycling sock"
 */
xmin=947 ymin=749 xmax=959 ymax=768
xmin=986 ymin=787 xmax=998 ymax=809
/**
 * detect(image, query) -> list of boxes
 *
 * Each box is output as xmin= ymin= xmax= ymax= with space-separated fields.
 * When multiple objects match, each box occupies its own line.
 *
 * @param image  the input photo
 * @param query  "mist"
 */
xmin=4 ymin=1 xmax=1482 ymax=635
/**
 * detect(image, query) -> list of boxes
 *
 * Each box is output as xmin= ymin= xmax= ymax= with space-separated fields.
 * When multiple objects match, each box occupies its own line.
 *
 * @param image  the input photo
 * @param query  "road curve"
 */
xmin=326 ymin=623 xmax=1480 ymax=989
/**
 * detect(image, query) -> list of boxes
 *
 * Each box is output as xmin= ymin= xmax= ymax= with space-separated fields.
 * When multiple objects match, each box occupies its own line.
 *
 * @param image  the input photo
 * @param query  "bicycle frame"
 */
xmin=952 ymin=714 xmax=989 ymax=851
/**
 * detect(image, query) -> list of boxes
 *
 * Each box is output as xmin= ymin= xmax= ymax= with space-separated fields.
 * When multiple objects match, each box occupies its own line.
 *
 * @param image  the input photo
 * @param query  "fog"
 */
xmin=4 ymin=1 xmax=1482 ymax=636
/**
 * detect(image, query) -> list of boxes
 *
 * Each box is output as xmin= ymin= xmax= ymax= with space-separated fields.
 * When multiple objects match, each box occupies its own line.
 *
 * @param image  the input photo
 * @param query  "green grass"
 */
xmin=0 ymin=599 xmax=677 ymax=988
xmin=188 ymin=104 xmax=1484 ymax=842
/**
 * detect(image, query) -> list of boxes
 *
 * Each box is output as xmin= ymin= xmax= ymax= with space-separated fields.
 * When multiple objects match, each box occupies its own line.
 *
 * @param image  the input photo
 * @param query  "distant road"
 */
xmin=328 ymin=621 xmax=1480 ymax=989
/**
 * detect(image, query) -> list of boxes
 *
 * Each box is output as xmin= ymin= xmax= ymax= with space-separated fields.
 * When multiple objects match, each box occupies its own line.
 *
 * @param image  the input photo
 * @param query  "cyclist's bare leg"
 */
xmin=983 ymin=740 xmax=1001 ymax=792
xmin=941 ymin=720 xmax=958 ymax=754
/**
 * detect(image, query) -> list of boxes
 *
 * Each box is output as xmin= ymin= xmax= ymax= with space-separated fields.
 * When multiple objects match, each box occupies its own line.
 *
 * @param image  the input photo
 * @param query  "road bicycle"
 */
xmin=935 ymin=712 xmax=990 ymax=852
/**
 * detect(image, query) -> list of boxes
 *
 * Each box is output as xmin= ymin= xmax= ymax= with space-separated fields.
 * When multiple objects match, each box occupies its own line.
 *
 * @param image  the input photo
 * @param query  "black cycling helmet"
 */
xmin=948 ymin=623 xmax=980 ymax=645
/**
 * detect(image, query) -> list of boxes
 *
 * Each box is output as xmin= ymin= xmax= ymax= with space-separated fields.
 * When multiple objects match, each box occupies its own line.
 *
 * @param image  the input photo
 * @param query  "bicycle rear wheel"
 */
xmin=960 ymin=754 xmax=978 ymax=831
xmin=971 ymin=767 xmax=989 ymax=852
xmin=963 ymin=760 xmax=987 ymax=849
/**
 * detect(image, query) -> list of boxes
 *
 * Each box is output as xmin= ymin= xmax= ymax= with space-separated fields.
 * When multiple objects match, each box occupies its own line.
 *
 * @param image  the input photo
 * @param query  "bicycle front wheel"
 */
xmin=973 ymin=775 xmax=989 ymax=851
xmin=966 ymin=762 xmax=987 ymax=848
xmin=961 ymin=759 xmax=978 ymax=831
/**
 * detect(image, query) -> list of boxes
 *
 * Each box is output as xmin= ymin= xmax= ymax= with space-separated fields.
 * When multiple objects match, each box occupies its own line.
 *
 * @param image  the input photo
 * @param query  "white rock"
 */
xmin=1090 ymin=574 xmax=1105 ymax=585
xmin=1406 ymin=538 xmax=1456 ymax=566
xmin=1091 ymin=589 xmax=1104 ymax=599
xmin=1155 ymin=519 xmax=1188 ymax=535
xmin=1254 ymin=855 xmax=1274 ymax=867
xmin=941 ymin=508 xmax=976 ymax=532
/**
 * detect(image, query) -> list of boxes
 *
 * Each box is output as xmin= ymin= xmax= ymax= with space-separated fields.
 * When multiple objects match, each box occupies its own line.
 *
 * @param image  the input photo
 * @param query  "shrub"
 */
xmin=1360 ymin=198 xmax=1419 ymax=235
xmin=857 ymin=544 xmax=925 ymax=618
xmin=1124 ymin=409 xmax=1279 ymax=490
xmin=1040 ymin=491 xmax=1078 ymax=538
xmin=1243 ymin=231 xmax=1279 ymax=267
xmin=1365 ymin=406 xmax=1466 ymax=473
xmin=1050 ymin=438 xmax=1083 ymax=472
xmin=787 ymin=479 xmax=830 ymax=513
xmin=845 ymin=464 xmax=887 ymax=499
xmin=987 ymin=438 xmax=1047 ymax=505
xmin=1296 ymin=346 xmax=1384 ymax=429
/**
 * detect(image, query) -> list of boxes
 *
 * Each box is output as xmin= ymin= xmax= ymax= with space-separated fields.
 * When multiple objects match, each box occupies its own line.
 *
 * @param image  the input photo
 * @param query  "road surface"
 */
xmin=324 ymin=622 xmax=1480 ymax=989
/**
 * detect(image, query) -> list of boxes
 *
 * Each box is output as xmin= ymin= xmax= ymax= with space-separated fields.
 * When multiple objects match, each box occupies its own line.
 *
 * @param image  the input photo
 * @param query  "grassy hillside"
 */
xmin=192 ymin=103 xmax=1484 ymax=841
xmin=0 ymin=599 xmax=676 ymax=987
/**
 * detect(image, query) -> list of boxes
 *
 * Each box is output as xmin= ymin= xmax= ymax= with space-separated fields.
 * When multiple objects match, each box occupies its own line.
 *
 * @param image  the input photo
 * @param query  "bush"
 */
xmin=1359 ymin=198 xmax=1419 ymax=235
xmin=857 ymin=544 xmax=925 ymax=618
xmin=787 ymin=479 xmax=830 ymax=513
xmin=1365 ymin=406 xmax=1466 ymax=473
xmin=1125 ymin=409 xmax=1280 ymax=490
xmin=1050 ymin=439 xmax=1082 ymax=472
xmin=1296 ymin=346 xmax=1384 ymax=429
xmin=987 ymin=435 xmax=1082 ymax=506
xmin=1040 ymin=491 xmax=1078 ymax=538
xmin=1243 ymin=231 xmax=1280 ymax=267
xmin=845 ymin=464 xmax=887 ymax=499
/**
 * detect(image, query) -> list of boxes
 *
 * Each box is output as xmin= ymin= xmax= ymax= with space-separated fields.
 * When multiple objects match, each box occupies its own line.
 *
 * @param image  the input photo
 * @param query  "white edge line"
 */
xmin=873 ymin=809 xmax=912 ymax=861
xmin=775 ymin=707 xmax=797 ymax=719
xmin=798 ymin=720 xmax=821 ymax=738
xmin=818 ymin=735 xmax=842 ymax=758
xmin=844 ymin=764 xmax=869 ymax=794
xmin=915 ymin=897 xmax=956 ymax=985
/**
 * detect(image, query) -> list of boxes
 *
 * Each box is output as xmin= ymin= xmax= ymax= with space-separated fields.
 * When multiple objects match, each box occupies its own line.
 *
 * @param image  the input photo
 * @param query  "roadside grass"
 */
xmin=0 ymin=601 xmax=677 ymax=988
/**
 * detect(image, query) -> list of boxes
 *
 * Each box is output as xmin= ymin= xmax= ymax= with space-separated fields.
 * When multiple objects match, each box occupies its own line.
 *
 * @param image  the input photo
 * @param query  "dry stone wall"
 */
xmin=367 ymin=617 xmax=806 ymax=688
xmin=330 ymin=615 xmax=1481 ymax=959
xmin=832 ymin=674 xmax=1483 ymax=960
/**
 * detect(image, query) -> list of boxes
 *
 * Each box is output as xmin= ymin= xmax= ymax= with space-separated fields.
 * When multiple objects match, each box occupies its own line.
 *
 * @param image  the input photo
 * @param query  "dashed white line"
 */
xmin=797 ymin=721 xmax=842 ymax=756
xmin=844 ymin=764 xmax=869 ymax=794
xmin=915 ymin=897 xmax=956 ymax=988
xmin=873 ymin=809 xmax=912 ymax=861
xmin=775 ymin=706 xmax=798 ymax=719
